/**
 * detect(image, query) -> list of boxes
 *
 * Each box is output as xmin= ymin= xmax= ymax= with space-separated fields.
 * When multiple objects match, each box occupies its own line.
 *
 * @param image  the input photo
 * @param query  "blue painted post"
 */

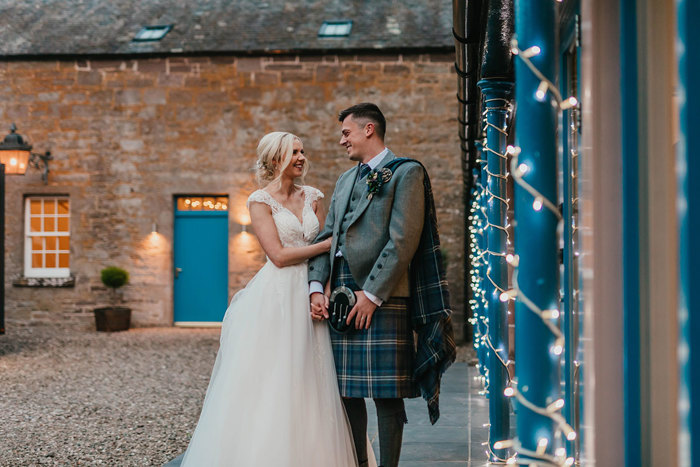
xmin=619 ymin=2 xmax=642 ymax=464
xmin=676 ymin=1 xmax=700 ymax=464
xmin=478 ymin=80 xmax=513 ymax=460
xmin=513 ymin=0 xmax=560 ymax=459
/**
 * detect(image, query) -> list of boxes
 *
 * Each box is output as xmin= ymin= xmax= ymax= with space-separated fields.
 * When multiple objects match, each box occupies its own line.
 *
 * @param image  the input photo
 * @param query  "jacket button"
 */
xmin=369 ymin=275 xmax=375 ymax=280
xmin=309 ymin=266 xmax=314 ymax=271
xmin=381 ymin=252 xmax=387 ymax=257
xmin=352 ymin=196 xmax=356 ymax=201
xmin=377 ymin=264 xmax=382 ymax=269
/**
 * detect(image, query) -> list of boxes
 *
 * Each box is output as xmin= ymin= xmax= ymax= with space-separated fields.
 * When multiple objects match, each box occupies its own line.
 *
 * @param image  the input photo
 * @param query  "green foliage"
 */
xmin=100 ymin=266 xmax=129 ymax=290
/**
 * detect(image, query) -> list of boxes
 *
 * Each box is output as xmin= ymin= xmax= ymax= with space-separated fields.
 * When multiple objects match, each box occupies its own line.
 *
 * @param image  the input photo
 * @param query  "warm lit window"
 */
xmin=24 ymin=197 xmax=70 ymax=278
xmin=176 ymin=196 xmax=228 ymax=211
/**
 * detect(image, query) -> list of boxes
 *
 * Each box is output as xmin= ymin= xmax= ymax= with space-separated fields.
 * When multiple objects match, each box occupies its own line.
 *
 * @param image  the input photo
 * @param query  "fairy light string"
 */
xmin=479 ymin=93 xmax=517 ymax=465
xmin=469 ymin=178 xmax=490 ymax=383
xmin=486 ymin=36 xmax=580 ymax=467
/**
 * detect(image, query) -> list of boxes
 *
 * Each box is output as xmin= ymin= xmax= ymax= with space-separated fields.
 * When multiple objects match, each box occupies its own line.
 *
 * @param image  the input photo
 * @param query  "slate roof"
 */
xmin=0 ymin=0 xmax=453 ymax=57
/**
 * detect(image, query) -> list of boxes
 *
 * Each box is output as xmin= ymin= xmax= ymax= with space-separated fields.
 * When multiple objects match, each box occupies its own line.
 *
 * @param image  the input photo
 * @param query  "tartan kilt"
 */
xmin=330 ymin=257 xmax=420 ymax=399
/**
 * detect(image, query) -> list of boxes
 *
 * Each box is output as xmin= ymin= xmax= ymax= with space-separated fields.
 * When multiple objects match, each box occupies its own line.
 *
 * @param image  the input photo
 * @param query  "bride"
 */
xmin=181 ymin=132 xmax=374 ymax=466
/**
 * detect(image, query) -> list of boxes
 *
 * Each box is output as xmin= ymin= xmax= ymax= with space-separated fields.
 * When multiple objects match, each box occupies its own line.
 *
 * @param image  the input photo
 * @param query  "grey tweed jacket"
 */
xmin=308 ymin=150 xmax=425 ymax=301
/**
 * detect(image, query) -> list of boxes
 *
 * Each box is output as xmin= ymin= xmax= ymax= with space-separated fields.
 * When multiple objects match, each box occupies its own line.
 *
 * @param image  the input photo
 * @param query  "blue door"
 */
xmin=173 ymin=196 xmax=229 ymax=324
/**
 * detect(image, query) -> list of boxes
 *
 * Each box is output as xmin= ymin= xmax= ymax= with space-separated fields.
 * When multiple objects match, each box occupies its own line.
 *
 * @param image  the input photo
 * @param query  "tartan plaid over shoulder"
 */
xmin=386 ymin=158 xmax=457 ymax=425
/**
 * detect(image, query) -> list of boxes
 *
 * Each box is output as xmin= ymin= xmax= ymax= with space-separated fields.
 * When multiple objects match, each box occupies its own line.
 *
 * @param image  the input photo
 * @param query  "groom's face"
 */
xmin=339 ymin=115 xmax=369 ymax=162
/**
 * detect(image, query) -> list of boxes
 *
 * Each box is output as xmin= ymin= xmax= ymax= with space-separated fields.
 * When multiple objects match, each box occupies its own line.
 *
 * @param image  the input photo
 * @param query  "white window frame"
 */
xmin=24 ymin=196 xmax=71 ymax=278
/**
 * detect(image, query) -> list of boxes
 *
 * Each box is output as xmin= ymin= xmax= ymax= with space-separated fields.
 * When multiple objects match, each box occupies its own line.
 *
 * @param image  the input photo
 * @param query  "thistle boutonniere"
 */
xmin=366 ymin=167 xmax=393 ymax=200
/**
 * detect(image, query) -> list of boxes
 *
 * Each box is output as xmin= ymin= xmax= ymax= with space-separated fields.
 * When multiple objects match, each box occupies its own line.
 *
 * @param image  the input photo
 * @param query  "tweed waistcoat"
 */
xmin=335 ymin=172 xmax=366 ymax=257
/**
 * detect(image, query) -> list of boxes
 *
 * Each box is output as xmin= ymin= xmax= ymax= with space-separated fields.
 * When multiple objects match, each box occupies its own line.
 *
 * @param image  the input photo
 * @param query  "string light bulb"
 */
xmin=560 ymin=96 xmax=579 ymax=110
xmin=521 ymin=45 xmax=541 ymax=58
xmin=494 ymin=440 xmax=514 ymax=450
xmin=533 ymin=197 xmax=544 ymax=211
xmin=542 ymin=308 xmax=560 ymax=320
xmin=535 ymin=81 xmax=549 ymax=101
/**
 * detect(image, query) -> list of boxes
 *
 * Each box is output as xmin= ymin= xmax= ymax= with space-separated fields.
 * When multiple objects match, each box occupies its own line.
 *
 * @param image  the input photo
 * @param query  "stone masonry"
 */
xmin=0 ymin=53 xmax=465 ymax=339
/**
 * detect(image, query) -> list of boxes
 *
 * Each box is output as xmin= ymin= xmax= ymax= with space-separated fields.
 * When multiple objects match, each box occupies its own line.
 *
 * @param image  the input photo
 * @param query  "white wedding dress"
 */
xmin=181 ymin=186 xmax=374 ymax=467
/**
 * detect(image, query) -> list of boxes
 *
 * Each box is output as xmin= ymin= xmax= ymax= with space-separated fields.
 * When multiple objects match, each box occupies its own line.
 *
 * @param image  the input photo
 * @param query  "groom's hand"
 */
xmin=310 ymin=292 xmax=329 ymax=321
xmin=347 ymin=291 xmax=378 ymax=329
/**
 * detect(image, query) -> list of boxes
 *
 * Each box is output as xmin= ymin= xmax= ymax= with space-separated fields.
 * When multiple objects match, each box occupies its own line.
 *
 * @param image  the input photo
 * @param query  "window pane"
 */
xmin=57 ymin=218 xmax=69 ymax=232
xmin=44 ymin=217 xmax=56 ymax=232
xmin=32 ymin=253 xmax=43 ymax=268
xmin=30 ymin=199 xmax=42 ymax=214
xmin=30 ymin=217 xmax=41 ymax=232
xmin=58 ymin=236 xmax=69 ymax=250
xmin=32 ymin=236 xmax=43 ymax=251
xmin=177 ymin=198 xmax=189 ymax=211
xmin=45 ymin=237 xmax=57 ymax=250
xmin=203 ymin=197 xmax=216 ymax=211
xmin=190 ymin=197 xmax=202 ymax=210
xmin=59 ymin=253 xmax=70 ymax=268
xmin=58 ymin=200 xmax=69 ymax=215
xmin=44 ymin=200 xmax=56 ymax=214
xmin=216 ymin=197 xmax=229 ymax=211
xmin=46 ymin=253 xmax=57 ymax=268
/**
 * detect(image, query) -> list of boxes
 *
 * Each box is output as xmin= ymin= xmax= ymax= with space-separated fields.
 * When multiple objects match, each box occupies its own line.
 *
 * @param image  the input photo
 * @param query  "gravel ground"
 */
xmin=0 ymin=325 xmax=475 ymax=466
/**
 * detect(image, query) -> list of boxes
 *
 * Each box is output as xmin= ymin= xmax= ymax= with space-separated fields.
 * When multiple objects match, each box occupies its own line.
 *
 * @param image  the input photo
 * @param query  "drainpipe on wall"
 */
xmin=452 ymin=0 xmax=485 ymax=343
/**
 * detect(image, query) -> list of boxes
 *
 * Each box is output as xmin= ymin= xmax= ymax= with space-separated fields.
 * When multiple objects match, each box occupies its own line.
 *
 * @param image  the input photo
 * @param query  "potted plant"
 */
xmin=94 ymin=266 xmax=131 ymax=332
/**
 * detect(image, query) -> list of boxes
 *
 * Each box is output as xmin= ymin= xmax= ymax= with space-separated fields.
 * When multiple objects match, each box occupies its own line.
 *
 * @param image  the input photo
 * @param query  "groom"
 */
xmin=309 ymin=103 xmax=454 ymax=467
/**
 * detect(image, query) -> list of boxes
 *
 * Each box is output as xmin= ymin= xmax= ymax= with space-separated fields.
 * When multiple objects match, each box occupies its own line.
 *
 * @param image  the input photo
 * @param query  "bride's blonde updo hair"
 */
xmin=254 ymin=131 xmax=308 ymax=186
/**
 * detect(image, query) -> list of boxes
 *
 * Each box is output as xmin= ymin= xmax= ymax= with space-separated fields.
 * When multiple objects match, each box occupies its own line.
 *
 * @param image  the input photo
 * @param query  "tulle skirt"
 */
xmin=181 ymin=261 xmax=365 ymax=466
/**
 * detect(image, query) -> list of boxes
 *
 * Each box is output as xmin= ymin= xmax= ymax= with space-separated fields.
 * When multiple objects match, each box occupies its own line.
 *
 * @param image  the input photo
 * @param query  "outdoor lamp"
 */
xmin=0 ymin=123 xmax=54 ymax=335
xmin=0 ymin=123 xmax=52 ymax=183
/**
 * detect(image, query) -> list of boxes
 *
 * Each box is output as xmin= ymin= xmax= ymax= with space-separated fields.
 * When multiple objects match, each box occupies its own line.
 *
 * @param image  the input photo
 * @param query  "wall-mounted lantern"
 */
xmin=0 ymin=123 xmax=52 ymax=183
xmin=0 ymin=123 xmax=54 ymax=334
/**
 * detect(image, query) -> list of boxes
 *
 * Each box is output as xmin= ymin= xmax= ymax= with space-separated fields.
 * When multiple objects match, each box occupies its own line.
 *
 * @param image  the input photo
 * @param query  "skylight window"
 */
xmin=133 ymin=25 xmax=173 ymax=42
xmin=318 ymin=21 xmax=352 ymax=38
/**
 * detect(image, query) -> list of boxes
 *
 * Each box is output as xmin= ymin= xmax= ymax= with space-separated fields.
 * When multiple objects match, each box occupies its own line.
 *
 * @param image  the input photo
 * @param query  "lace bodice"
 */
xmin=247 ymin=186 xmax=324 ymax=248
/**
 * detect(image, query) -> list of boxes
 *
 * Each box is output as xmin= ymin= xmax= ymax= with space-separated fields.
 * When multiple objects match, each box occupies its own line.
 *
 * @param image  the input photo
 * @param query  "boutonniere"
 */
xmin=366 ymin=168 xmax=393 ymax=200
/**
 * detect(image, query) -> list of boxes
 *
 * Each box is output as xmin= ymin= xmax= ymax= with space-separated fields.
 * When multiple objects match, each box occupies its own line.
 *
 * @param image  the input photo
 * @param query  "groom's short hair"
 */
xmin=338 ymin=103 xmax=386 ymax=140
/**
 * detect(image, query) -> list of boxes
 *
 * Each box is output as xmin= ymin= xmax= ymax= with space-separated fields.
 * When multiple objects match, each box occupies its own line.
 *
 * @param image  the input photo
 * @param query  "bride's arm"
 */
xmin=249 ymin=202 xmax=331 ymax=268
xmin=312 ymin=199 xmax=327 ymax=231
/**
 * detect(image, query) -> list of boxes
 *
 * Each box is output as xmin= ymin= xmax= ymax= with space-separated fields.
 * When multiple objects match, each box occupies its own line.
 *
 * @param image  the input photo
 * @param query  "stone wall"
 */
xmin=0 ymin=52 xmax=465 ymax=339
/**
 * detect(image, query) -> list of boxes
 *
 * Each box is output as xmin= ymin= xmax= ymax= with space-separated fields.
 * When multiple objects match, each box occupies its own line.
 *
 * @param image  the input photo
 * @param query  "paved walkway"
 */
xmin=165 ymin=362 xmax=492 ymax=466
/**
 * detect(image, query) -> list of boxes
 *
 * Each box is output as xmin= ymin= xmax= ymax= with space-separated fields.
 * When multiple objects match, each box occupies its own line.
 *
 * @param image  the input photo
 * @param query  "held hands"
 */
xmin=346 ymin=291 xmax=378 ymax=330
xmin=310 ymin=292 xmax=329 ymax=321
xmin=320 ymin=237 xmax=332 ymax=252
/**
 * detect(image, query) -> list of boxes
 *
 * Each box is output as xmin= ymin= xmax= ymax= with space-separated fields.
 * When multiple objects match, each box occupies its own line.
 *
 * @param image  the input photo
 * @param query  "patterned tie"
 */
xmin=359 ymin=163 xmax=371 ymax=179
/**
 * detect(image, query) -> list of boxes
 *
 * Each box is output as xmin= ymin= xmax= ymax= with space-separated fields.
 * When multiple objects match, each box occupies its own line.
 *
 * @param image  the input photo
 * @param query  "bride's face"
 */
xmin=281 ymin=139 xmax=306 ymax=179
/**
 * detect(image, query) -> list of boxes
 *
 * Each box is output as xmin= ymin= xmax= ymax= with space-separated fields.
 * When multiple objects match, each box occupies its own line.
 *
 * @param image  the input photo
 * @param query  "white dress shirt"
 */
xmin=309 ymin=148 xmax=389 ymax=306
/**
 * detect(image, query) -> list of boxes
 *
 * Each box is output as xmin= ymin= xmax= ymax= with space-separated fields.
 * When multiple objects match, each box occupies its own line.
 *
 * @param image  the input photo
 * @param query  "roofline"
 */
xmin=0 ymin=45 xmax=454 ymax=62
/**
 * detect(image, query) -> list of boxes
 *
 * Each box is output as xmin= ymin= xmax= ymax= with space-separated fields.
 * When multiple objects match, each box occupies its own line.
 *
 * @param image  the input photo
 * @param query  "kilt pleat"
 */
xmin=330 ymin=257 xmax=419 ymax=399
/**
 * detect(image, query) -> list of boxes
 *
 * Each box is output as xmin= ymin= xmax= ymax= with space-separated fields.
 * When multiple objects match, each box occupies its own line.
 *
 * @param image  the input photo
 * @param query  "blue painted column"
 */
xmin=513 ymin=0 xmax=560 ymax=459
xmin=478 ymin=80 xmax=513 ymax=460
xmin=676 ymin=0 xmax=700 ymax=464
xmin=619 ymin=2 xmax=642 ymax=465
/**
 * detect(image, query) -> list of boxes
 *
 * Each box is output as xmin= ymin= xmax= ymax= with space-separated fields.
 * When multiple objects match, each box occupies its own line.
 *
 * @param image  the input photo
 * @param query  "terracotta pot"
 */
xmin=93 ymin=306 xmax=131 ymax=332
